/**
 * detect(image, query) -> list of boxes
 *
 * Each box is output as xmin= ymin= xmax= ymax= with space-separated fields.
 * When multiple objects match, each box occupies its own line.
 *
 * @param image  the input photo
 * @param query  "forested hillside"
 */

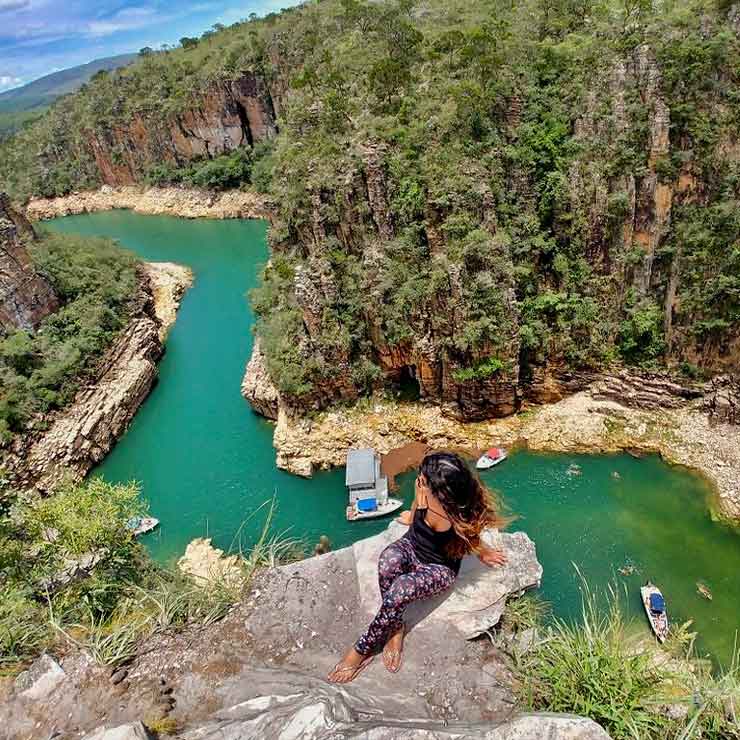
xmin=0 ymin=54 xmax=136 ymax=140
xmin=1 ymin=0 xmax=739 ymax=420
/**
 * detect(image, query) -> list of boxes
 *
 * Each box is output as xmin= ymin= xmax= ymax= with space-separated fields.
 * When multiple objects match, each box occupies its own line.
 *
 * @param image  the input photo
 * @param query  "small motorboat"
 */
xmin=641 ymin=582 xmax=669 ymax=642
xmin=126 ymin=516 xmax=160 ymax=537
xmin=476 ymin=447 xmax=508 ymax=470
xmin=696 ymin=582 xmax=713 ymax=601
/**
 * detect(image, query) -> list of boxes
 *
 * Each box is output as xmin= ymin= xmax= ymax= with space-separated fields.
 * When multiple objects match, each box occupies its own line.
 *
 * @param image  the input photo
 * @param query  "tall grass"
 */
xmin=6 ymin=496 xmax=304 ymax=668
xmin=514 ymin=577 xmax=671 ymax=739
xmin=512 ymin=570 xmax=740 ymax=740
xmin=679 ymin=639 xmax=740 ymax=740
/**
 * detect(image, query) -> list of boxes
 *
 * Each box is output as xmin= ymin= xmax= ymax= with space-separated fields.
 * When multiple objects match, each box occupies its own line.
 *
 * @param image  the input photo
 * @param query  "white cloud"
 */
xmin=86 ymin=6 xmax=160 ymax=37
xmin=0 ymin=74 xmax=22 ymax=88
xmin=0 ymin=0 xmax=30 ymax=12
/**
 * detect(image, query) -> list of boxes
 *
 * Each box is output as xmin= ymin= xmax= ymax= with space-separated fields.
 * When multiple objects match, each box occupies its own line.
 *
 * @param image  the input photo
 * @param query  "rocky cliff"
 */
xmin=1 ymin=262 xmax=191 ymax=492
xmin=0 ymin=193 xmax=58 ymax=332
xmin=245 ymin=9 xmax=740 ymax=422
xmin=82 ymin=72 xmax=278 ymax=187
xmin=0 ymin=522 xmax=616 ymax=740
xmin=4 ymin=2 xmax=740 ymax=423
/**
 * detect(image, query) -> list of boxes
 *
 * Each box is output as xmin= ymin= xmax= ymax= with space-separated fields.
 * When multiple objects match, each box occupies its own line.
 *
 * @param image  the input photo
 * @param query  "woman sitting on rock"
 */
xmin=328 ymin=451 xmax=508 ymax=683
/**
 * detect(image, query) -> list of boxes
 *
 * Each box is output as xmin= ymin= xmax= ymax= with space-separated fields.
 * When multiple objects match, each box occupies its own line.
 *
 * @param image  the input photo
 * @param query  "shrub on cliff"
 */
xmin=145 ymin=147 xmax=256 ymax=191
xmin=1 ymin=0 xmax=739 ymax=408
xmin=0 ymin=231 xmax=137 ymax=440
xmin=0 ymin=478 xmax=144 ymax=664
xmin=0 ymin=479 xmax=300 ymax=668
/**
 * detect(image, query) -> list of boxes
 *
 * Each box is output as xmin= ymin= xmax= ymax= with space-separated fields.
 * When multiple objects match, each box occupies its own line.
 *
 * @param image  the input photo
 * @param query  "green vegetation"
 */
xmin=0 ymin=0 xmax=738 ymax=403
xmin=0 ymin=109 xmax=45 ymax=141
xmin=511 ymin=581 xmax=740 ymax=740
xmin=453 ymin=356 xmax=506 ymax=382
xmin=0 ymin=231 xmax=138 ymax=441
xmin=145 ymin=146 xmax=263 ymax=191
xmin=0 ymin=53 xmax=136 ymax=144
xmin=0 ymin=480 xmax=302 ymax=668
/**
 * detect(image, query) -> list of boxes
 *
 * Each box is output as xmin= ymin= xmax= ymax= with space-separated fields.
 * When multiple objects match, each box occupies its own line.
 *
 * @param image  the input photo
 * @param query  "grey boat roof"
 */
xmin=346 ymin=448 xmax=377 ymax=487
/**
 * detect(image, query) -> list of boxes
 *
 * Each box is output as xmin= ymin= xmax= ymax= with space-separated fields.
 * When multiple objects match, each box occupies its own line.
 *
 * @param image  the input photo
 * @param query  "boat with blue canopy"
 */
xmin=640 ymin=581 xmax=669 ymax=642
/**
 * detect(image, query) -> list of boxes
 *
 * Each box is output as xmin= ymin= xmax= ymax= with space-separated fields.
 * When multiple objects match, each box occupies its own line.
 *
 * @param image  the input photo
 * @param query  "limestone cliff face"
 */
xmin=87 ymin=72 xmax=278 ymax=186
xmin=0 ymin=193 xmax=58 ymax=332
xmin=240 ymin=338 xmax=279 ymax=420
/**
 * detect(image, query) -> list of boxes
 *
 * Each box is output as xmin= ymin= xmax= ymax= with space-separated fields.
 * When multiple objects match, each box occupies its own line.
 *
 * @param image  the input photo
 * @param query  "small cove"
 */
xmin=45 ymin=211 xmax=740 ymax=665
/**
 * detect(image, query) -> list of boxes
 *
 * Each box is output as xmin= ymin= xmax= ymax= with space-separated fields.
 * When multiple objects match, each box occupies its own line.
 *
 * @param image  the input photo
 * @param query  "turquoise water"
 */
xmin=45 ymin=212 xmax=740 ymax=664
xmin=45 ymin=212 xmax=403 ymax=563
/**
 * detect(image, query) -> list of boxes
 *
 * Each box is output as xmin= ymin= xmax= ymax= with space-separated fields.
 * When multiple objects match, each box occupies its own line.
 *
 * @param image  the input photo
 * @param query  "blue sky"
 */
xmin=0 ymin=0 xmax=292 ymax=93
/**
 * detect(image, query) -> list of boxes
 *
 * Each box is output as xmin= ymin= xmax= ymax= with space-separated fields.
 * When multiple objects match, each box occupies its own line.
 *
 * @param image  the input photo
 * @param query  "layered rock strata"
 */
xmin=590 ymin=369 xmax=703 ymax=409
xmin=704 ymin=374 xmax=739 ymax=425
xmin=0 ymin=192 xmax=58 ymax=332
xmin=86 ymin=72 xmax=278 ymax=186
xmin=240 ymin=338 xmax=279 ymax=420
xmin=1 ymin=262 xmax=192 ymax=492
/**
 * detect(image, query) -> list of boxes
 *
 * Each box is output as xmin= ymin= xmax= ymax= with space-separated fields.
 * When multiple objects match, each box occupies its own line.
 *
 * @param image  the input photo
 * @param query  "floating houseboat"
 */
xmin=345 ymin=448 xmax=403 ymax=521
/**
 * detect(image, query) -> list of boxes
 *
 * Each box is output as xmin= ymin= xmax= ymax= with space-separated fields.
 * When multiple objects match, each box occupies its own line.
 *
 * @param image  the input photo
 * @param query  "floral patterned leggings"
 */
xmin=354 ymin=536 xmax=457 ymax=656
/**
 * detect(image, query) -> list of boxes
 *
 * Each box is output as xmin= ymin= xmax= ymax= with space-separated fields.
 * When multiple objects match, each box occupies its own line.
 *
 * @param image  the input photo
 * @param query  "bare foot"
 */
xmin=382 ymin=626 xmax=405 ymax=673
xmin=327 ymin=647 xmax=372 ymax=683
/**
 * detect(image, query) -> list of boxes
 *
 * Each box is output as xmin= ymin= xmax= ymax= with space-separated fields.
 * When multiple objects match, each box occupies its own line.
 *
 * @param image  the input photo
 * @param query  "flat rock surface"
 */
xmin=2 ymin=524 xmax=548 ymax=739
xmin=353 ymin=522 xmax=542 ymax=639
xmin=81 ymin=723 xmax=152 ymax=740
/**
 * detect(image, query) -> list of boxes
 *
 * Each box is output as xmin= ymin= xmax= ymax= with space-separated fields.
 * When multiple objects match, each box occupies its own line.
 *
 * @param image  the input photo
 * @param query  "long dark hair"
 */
xmin=420 ymin=451 xmax=507 ymax=558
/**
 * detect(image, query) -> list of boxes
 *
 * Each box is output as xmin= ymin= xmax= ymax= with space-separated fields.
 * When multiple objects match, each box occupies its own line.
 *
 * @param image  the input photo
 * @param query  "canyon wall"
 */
xmin=1 ymin=263 xmax=191 ymax=493
xmin=251 ymin=37 xmax=739 ymax=421
xmin=0 ymin=193 xmax=58 ymax=332
xmin=5 ymin=4 xmax=739 ymax=423
xmin=86 ymin=72 xmax=278 ymax=186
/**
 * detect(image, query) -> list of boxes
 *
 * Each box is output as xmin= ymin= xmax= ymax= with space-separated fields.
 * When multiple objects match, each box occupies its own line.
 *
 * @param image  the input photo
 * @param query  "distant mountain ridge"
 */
xmin=0 ymin=53 xmax=137 ymax=115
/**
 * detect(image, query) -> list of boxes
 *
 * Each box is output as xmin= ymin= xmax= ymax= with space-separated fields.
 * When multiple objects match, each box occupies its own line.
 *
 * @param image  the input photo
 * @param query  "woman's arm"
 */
xmin=396 ymin=492 xmax=419 ymax=526
xmin=477 ymin=545 xmax=507 ymax=567
xmin=397 ymin=475 xmax=425 ymax=525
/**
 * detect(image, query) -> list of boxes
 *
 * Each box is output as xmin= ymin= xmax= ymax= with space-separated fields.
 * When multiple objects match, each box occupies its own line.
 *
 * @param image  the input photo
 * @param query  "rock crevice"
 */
xmin=0 ymin=192 xmax=58 ymax=332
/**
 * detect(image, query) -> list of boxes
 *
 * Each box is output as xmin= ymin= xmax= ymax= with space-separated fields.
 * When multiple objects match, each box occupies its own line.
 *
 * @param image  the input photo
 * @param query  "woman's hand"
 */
xmin=478 ymin=546 xmax=507 ymax=567
xmin=396 ymin=510 xmax=413 ymax=526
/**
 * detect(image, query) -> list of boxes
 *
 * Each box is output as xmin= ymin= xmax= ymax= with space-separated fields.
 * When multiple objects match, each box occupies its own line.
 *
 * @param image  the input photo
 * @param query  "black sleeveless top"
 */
xmin=404 ymin=508 xmax=462 ymax=574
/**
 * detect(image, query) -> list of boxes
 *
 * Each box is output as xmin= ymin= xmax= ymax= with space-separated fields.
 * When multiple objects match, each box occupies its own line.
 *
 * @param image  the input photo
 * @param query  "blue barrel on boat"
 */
xmin=357 ymin=498 xmax=378 ymax=513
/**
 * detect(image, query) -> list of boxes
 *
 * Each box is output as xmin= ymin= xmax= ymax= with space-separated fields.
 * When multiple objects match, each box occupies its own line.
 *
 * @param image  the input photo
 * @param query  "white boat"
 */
xmin=126 ymin=516 xmax=160 ymax=537
xmin=476 ymin=447 xmax=508 ymax=470
xmin=345 ymin=448 xmax=403 ymax=521
xmin=346 ymin=498 xmax=404 ymax=521
xmin=640 ymin=582 xmax=669 ymax=643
